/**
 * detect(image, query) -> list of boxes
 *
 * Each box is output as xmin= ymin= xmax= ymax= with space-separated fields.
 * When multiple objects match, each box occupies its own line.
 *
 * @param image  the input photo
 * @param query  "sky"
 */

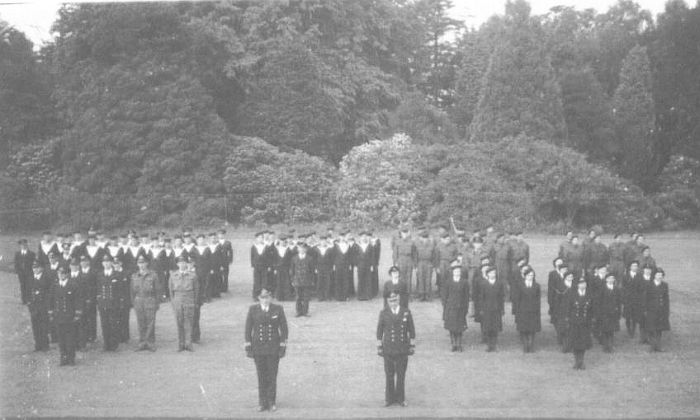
xmin=0 ymin=0 xmax=673 ymax=48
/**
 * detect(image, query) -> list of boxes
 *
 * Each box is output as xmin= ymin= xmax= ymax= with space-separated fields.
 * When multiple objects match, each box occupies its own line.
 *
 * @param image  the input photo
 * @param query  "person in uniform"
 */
xmin=635 ymin=265 xmax=654 ymax=344
xmin=443 ymin=263 xmax=470 ymax=352
xmin=644 ymin=268 xmax=670 ymax=352
xmin=586 ymin=235 xmax=610 ymax=275
xmin=479 ymin=266 xmax=504 ymax=352
xmin=290 ymin=243 xmax=314 ymax=317
xmin=352 ymin=232 xmax=373 ymax=301
xmin=596 ymin=273 xmax=622 ymax=352
xmin=558 ymin=231 xmax=574 ymax=260
xmin=131 ymin=255 xmax=163 ymax=351
xmin=513 ymin=268 xmax=541 ymax=353
xmin=568 ymin=278 xmax=593 ymax=370
xmin=79 ymin=255 xmax=98 ymax=344
xmin=67 ymin=258 xmax=87 ymax=350
xmin=112 ymin=258 xmax=131 ymax=343
xmin=245 ymin=289 xmax=288 ymax=412
xmin=251 ymin=231 xmax=269 ymax=300
xmin=622 ymin=260 xmax=641 ymax=337
xmin=170 ymin=255 xmax=199 ymax=351
xmin=547 ymin=258 xmax=565 ymax=325
xmin=48 ymin=266 xmax=83 ymax=366
xmin=218 ymin=229 xmax=234 ymax=293
xmin=493 ymin=234 xmax=512 ymax=301
xmin=271 ymin=234 xmax=293 ymax=301
xmin=563 ymin=235 xmax=585 ymax=279
xmin=414 ymin=229 xmax=435 ymax=302
xmin=392 ymin=226 xmax=417 ymax=297
xmin=383 ymin=266 xmax=409 ymax=309
xmin=376 ymin=292 xmax=415 ymax=407
xmin=553 ymin=270 xmax=574 ymax=352
xmin=608 ymin=234 xmax=627 ymax=281
xmin=14 ymin=239 xmax=35 ymax=305
xmin=435 ymin=233 xmax=458 ymax=306
xmin=369 ymin=231 xmax=381 ymax=298
xmin=208 ymin=232 xmax=223 ymax=299
xmin=638 ymin=246 xmax=657 ymax=271
xmin=37 ymin=231 xmax=59 ymax=266
xmin=97 ymin=255 xmax=122 ymax=351
xmin=314 ymin=235 xmax=335 ymax=301
xmin=84 ymin=234 xmax=104 ymax=271
xmin=191 ymin=235 xmax=212 ymax=343
xmin=332 ymin=234 xmax=353 ymax=301
xmin=27 ymin=261 xmax=51 ymax=352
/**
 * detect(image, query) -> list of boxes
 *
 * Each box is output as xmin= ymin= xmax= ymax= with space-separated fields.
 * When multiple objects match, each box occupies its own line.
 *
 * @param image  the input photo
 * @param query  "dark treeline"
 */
xmin=1 ymin=0 xmax=699 ymax=231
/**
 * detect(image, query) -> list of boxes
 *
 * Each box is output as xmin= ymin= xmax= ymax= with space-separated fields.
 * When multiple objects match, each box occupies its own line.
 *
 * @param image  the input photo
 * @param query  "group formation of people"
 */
xmin=13 ymin=228 xmax=233 ymax=364
xmin=13 ymin=223 xmax=671 ymax=411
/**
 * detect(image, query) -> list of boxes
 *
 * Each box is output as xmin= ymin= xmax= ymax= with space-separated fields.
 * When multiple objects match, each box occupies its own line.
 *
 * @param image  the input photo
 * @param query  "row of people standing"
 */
xmin=249 ymin=228 xmax=381 ymax=304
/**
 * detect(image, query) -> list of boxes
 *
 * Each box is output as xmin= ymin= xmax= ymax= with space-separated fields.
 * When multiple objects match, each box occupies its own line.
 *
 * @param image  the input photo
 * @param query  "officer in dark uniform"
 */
xmin=27 ymin=261 xmax=51 ymax=351
xmin=569 ymin=278 xmax=593 ymax=370
xmin=377 ymin=291 xmax=415 ymax=407
xmin=14 ymin=239 xmax=35 ymax=305
xmin=217 ymin=229 xmax=233 ymax=293
xmin=245 ymin=289 xmax=288 ymax=412
xmin=48 ymin=266 xmax=84 ymax=366
xmin=383 ymin=266 xmax=409 ymax=309
xmin=96 ymin=254 xmax=122 ymax=351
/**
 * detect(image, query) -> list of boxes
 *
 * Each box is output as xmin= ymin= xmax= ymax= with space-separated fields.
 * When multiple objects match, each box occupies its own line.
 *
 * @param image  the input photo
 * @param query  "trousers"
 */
xmin=133 ymin=297 xmax=157 ymax=346
xmin=57 ymin=321 xmax=78 ymax=365
xmin=172 ymin=295 xmax=195 ymax=348
xmin=254 ymin=355 xmax=280 ymax=408
xmin=99 ymin=307 xmax=120 ymax=351
xmin=383 ymin=355 xmax=408 ymax=404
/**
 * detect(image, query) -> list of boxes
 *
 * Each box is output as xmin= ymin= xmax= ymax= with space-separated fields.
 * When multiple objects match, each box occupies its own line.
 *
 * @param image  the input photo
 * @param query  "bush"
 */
xmin=335 ymin=133 xmax=433 ymax=227
xmin=223 ymin=136 xmax=339 ymax=225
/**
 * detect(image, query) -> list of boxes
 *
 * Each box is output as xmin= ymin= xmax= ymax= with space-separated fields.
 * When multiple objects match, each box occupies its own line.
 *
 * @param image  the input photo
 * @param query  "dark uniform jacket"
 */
xmin=547 ymin=270 xmax=563 ymax=322
xmin=568 ymin=290 xmax=593 ymax=350
xmin=49 ymin=278 xmax=84 ymax=324
xmin=14 ymin=250 xmax=35 ymax=278
xmin=596 ymin=285 xmax=623 ymax=332
xmin=37 ymin=242 xmax=59 ymax=265
xmin=28 ymin=272 xmax=53 ymax=315
xmin=514 ymin=282 xmax=541 ymax=333
xmin=96 ymin=270 xmax=123 ymax=310
xmin=377 ymin=307 xmax=415 ymax=356
xmin=291 ymin=254 xmax=315 ymax=288
xmin=245 ymin=303 xmax=289 ymax=356
xmin=84 ymin=245 xmax=105 ymax=272
xmin=479 ymin=280 xmax=505 ymax=332
xmin=644 ymin=281 xmax=670 ymax=332
xmin=444 ymin=277 xmax=470 ymax=332
xmin=383 ymin=280 xmax=409 ymax=308
xmin=251 ymin=244 xmax=269 ymax=270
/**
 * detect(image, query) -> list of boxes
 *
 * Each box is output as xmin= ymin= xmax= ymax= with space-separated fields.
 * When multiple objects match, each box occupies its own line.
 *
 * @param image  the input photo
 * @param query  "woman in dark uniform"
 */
xmin=478 ymin=267 xmax=504 ymax=352
xmin=553 ymin=271 xmax=574 ymax=352
xmin=596 ymin=273 xmax=623 ymax=353
xmin=443 ymin=263 xmax=470 ymax=352
xmin=513 ymin=268 xmax=541 ymax=353
xmin=644 ymin=268 xmax=670 ymax=352
xmin=569 ymin=278 xmax=593 ymax=370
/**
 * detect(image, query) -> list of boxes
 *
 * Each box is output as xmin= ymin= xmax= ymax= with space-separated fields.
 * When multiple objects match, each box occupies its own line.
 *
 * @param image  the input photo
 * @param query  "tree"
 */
xmin=0 ymin=22 xmax=57 ymax=168
xmin=591 ymin=0 xmax=653 ymax=95
xmin=559 ymin=66 xmax=616 ymax=162
xmin=387 ymin=91 xmax=457 ymax=144
xmin=611 ymin=45 xmax=658 ymax=191
xmin=469 ymin=0 xmax=567 ymax=144
xmin=648 ymin=0 xmax=700 ymax=165
xmin=451 ymin=18 xmax=503 ymax=136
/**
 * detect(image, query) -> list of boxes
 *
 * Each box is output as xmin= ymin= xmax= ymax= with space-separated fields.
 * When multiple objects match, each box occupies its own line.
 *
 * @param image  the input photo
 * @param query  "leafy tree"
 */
xmin=611 ymin=44 xmax=658 ymax=190
xmin=0 ymin=22 xmax=57 ymax=168
xmin=648 ymin=0 xmax=700 ymax=165
xmin=591 ymin=0 xmax=653 ymax=95
xmin=559 ymin=67 xmax=616 ymax=162
xmin=469 ymin=0 xmax=567 ymax=144
xmin=387 ymin=91 xmax=457 ymax=144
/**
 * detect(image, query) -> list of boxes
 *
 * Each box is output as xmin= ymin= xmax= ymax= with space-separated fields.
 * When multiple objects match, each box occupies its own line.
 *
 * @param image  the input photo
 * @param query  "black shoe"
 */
xmin=258 ymin=406 xmax=267 ymax=412
xmin=184 ymin=345 xmax=194 ymax=352
xmin=399 ymin=401 xmax=407 ymax=407
xmin=385 ymin=401 xmax=393 ymax=407
xmin=177 ymin=346 xmax=185 ymax=352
